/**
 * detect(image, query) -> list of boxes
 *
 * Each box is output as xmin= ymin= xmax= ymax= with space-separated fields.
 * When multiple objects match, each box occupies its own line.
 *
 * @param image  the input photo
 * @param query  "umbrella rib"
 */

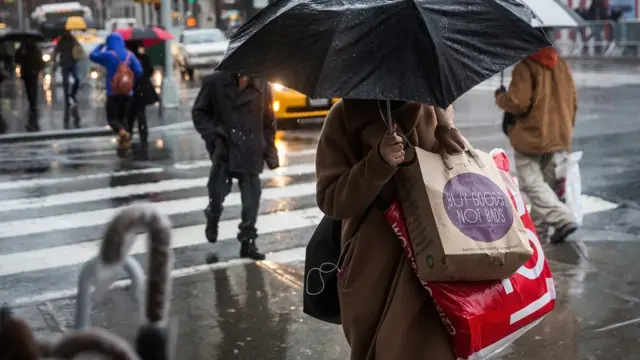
xmin=308 ymin=13 xmax=343 ymax=99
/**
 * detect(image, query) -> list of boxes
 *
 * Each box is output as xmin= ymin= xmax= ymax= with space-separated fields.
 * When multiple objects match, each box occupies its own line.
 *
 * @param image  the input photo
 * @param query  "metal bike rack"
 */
xmin=75 ymin=256 xmax=145 ymax=330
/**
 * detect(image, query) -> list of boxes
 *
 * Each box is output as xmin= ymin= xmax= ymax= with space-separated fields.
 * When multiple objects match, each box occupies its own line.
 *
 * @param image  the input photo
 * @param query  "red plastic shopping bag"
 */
xmin=384 ymin=148 xmax=556 ymax=360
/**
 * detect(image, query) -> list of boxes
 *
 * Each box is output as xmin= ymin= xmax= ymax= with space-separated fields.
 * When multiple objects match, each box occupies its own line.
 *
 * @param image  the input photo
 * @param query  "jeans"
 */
xmin=61 ymin=63 xmax=80 ymax=103
xmin=206 ymin=155 xmax=262 ymax=242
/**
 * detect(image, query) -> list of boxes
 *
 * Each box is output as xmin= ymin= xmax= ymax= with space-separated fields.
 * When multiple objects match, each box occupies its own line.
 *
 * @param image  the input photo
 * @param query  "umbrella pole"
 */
xmin=500 ymin=71 xmax=504 ymax=86
xmin=385 ymin=99 xmax=393 ymax=134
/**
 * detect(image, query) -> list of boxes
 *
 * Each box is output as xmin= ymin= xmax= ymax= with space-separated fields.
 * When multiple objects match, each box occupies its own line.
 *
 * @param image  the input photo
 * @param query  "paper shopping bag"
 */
xmin=384 ymin=148 xmax=556 ymax=359
xmin=395 ymin=142 xmax=533 ymax=281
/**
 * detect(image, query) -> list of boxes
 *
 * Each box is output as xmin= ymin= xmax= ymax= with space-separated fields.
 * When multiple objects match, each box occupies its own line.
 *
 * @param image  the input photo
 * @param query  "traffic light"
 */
xmin=186 ymin=17 xmax=196 ymax=27
xmin=188 ymin=0 xmax=195 ymax=3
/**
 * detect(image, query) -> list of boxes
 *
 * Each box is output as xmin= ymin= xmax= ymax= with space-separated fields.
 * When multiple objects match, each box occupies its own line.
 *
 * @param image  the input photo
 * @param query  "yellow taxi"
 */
xmin=269 ymin=82 xmax=339 ymax=127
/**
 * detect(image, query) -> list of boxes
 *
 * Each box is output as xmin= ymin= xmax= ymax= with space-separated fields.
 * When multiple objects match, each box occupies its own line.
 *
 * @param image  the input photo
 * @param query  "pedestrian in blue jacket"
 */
xmin=90 ymin=33 xmax=143 ymax=154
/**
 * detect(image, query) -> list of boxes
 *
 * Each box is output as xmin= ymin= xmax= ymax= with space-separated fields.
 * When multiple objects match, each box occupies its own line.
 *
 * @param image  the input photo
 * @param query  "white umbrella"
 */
xmin=518 ymin=0 xmax=585 ymax=28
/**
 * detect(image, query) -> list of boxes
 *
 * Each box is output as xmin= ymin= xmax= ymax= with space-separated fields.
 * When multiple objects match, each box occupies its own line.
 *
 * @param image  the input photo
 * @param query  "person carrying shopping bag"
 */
xmin=495 ymin=46 xmax=579 ymax=243
xmin=316 ymin=100 xmax=465 ymax=360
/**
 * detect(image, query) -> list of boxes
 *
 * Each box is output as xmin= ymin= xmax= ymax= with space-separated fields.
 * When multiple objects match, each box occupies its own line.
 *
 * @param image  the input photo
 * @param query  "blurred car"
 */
xmin=176 ymin=28 xmax=228 ymax=79
xmin=269 ymin=82 xmax=339 ymax=128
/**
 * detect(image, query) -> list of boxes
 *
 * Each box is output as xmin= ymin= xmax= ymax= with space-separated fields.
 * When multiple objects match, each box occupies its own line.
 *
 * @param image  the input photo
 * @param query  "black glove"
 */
xmin=265 ymin=154 xmax=279 ymax=170
xmin=208 ymin=137 xmax=228 ymax=162
xmin=495 ymin=85 xmax=506 ymax=97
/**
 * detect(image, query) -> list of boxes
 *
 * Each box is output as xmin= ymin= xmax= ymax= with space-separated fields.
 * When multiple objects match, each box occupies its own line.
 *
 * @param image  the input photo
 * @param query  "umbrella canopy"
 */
xmin=65 ymin=16 xmax=88 ymax=31
xmin=519 ymin=0 xmax=585 ymax=28
xmin=218 ymin=0 xmax=551 ymax=108
xmin=114 ymin=26 xmax=174 ymax=47
xmin=0 ymin=30 xmax=45 ymax=43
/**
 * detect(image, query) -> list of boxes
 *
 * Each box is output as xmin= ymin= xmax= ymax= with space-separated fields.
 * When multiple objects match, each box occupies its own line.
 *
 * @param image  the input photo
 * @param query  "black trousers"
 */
xmin=106 ymin=95 xmax=131 ymax=134
xmin=207 ymin=156 xmax=262 ymax=242
xmin=127 ymin=99 xmax=148 ymax=141
xmin=22 ymin=74 xmax=38 ymax=115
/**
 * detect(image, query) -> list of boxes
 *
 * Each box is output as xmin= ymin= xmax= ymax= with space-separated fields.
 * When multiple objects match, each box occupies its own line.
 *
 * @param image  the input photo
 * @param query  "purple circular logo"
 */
xmin=442 ymin=173 xmax=513 ymax=243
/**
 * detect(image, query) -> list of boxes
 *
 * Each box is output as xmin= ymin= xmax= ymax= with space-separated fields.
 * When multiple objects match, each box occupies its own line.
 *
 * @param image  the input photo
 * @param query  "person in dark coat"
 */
xmin=192 ymin=71 xmax=279 ymax=260
xmin=126 ymin=41 xmax=159 ymax=147
xmin=53 ymin=30 xmax=82 ymax=107
xmin=14 ymin=42 xmax=45 ymax=132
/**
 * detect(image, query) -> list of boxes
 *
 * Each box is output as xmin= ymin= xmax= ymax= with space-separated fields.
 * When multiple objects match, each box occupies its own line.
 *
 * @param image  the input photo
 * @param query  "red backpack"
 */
xmin=110 ymin=51 xmax=135 ymax=95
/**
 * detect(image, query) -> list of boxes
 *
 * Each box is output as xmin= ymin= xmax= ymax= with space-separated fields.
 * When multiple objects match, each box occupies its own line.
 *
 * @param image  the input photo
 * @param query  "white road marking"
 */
xmin=594 ymin=317 xmax=640 ymax=332
xmin=0 ymin=162 xmax=316 ymax=212
xmin=9 ymin=246 xmax=307 ymax=307
xmin=0 ymin=181 xmax=318 ymax=238
xmin=0 ymin=207 xmax=323 ymax=277
xmin=0 ymin=149 xmax=317 ymax=191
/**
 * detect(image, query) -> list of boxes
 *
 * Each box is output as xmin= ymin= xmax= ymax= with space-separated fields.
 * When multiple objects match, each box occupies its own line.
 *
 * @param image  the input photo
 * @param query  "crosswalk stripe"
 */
xmin=0 ymin=162 xmax=316 ymax=212
xmin=0 ymin=181 xmax=317 ymax=238
xmin=0 ymin=207 xmax=324 ymax=277
xmin=0 ymin=148 xmax=318 ymax=191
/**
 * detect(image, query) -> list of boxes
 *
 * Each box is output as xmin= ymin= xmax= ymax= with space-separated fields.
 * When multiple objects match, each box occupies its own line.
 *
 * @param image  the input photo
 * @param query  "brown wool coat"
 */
xmin=316 ymin=99 xmax=456 ymax=360
xmin=496 ymin=53 xmax=577 ymax=155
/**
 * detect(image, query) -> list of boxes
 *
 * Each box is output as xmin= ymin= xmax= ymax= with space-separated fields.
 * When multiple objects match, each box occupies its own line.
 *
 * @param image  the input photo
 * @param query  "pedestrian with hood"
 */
xmin=14 ymin=42 xmax=45 ymax=132
xmin=192 ymin=71 xmax=279 ymax=260
xmin=90 ymin=33 xmax=143 ymax=155
xmin=495 ymin=46 xmax=579 ymax=244
xmin=53 ymin=30 xmax=83 ymax=107
xmin=315 ymin=100 xmax=463 ymax=360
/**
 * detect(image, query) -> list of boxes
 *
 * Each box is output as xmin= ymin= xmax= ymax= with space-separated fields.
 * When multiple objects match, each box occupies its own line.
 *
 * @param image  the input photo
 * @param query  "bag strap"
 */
xmin=110 ymin=50 xmax=130 ymax=65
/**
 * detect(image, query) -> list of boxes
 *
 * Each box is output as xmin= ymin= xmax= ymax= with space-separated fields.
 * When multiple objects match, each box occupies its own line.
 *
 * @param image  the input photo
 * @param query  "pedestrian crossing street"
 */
xmin=0 ymin=145 xmax=618 ymax=306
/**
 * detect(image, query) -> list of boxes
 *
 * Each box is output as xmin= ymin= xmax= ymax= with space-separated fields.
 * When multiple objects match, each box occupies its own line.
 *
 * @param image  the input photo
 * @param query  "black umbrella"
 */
xmin=218 ymin=0 xmax=551 ymax=110
xmin=0 ymin=30 xmax=46 ymax=43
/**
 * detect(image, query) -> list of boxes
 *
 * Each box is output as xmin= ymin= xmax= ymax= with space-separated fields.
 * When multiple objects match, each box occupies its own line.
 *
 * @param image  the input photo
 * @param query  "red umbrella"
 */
xmin=114 ymin=26 xmax=174 ymax=47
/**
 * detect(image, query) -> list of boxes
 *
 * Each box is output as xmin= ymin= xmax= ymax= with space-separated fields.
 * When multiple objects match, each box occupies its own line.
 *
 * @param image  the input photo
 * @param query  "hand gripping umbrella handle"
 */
xmin=99 ymin=204 xmax=174 ymax=326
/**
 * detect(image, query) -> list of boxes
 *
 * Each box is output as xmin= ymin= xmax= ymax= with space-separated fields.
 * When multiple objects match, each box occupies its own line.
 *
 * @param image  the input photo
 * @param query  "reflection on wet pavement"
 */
xmin=21 ymin=239 xmax=640 ymax=360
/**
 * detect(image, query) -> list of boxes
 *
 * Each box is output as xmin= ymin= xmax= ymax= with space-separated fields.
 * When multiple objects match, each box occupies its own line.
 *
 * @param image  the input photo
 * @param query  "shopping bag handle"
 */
xmin=440 ymin=138 xmax=484 ymax=170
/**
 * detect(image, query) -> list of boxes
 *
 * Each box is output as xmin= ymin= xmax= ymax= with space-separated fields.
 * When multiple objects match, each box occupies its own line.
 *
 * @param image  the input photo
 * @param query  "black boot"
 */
xmin=203 ymin=206 xmax=219 ymax=244
xmin=240 ymin=239 xmax=266 ymax=260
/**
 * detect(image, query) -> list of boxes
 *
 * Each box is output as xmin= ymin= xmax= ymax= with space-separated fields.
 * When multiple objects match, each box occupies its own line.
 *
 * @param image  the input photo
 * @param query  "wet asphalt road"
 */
xmin=2 ymin=62 xmax=640 ymax=358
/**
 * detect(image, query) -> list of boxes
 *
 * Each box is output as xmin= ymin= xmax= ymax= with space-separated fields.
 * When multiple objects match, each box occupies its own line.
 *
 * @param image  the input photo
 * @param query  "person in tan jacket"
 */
xmin=495 ymin=46 xmax=578 ymax=243
xmin=316 ymin=99 xmax=464 ymax=360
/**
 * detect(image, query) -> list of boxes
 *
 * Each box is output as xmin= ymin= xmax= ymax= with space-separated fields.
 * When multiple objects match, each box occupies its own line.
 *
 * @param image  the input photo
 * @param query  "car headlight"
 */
xmin=271 ymin=83 xmax=285 ymax=91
